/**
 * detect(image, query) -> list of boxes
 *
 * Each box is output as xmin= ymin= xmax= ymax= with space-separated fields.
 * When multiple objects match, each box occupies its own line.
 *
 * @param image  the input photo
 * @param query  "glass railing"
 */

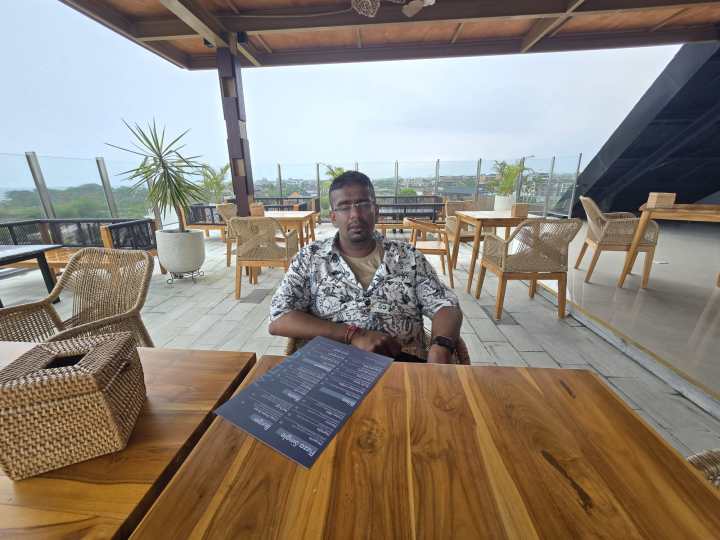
xmin=0 ymin=153 xmax=45 ymax=221
xmin=0 ymin=153 xmax=583 ymax=226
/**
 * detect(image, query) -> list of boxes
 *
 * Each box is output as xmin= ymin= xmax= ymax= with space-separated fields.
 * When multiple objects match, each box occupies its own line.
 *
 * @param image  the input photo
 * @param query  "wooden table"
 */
xmin=0 ymin=342 xmax=255 ymax=539
xmin=0 ymin=244 xmax=61 ymax=308
xmin=266 ymin=210 xmax=317 ymax=247
xmin=453 ymin=210 xmax=528 ymax=293
xmin=133 ymin=356 xmax=720 ymax=539
xmin=618 ymin=203 xmax=720 ymax=288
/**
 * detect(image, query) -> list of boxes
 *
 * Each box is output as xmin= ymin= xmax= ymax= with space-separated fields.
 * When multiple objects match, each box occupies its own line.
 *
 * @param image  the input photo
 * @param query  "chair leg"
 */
xmin=585 ymin=248 xmax=601 ymax=283
xmin=474 ymin=264 xmax=487 ymax=299
xmin=226 ymin=239 xmax=232 ymax=267
xmin=439 ymin=254 xmax=446 ymax=275
xmin=495 ymin=275 xmax=507 ymax=320
xmin=641 ymin=247 xmax=655 ymax=289
xmin=447 ymin=254 xmax=454 ymax=289
xmin=558 ymin=273 xmax=567 ymax=318
xmin=529 ymin=279 xmax=537 ymax=298
xmin=575 ymin=241 xmax=588 ymax=269
xmin=235 ymin=265 xmax=242 ymax=299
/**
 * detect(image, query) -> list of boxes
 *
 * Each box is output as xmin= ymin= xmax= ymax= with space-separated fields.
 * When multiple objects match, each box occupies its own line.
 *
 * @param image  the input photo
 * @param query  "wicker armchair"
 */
xmin=285 ymin=329 xmax=470 ymax=365
xmin=475 ymin=218 xmax=582 ymax=320
xmin=228 ymin=217 xmax=299 ymax=299
xmin=403 ymin=218 xmax=454 ymax=288
xmin=575 ymin=196 xmax=659 ymax=287
xmin=0 ymin=248 xmax=154 ymax=347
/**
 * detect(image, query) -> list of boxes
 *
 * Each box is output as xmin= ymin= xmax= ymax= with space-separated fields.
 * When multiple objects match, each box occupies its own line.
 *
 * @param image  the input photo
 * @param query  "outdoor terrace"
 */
xmin=2 ymin=223 xmax=719 ymax=458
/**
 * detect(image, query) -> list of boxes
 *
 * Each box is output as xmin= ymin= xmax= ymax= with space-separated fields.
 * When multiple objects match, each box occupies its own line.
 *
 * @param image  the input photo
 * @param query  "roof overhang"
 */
xmin=60 ymin=0 xmax=720 ymax=69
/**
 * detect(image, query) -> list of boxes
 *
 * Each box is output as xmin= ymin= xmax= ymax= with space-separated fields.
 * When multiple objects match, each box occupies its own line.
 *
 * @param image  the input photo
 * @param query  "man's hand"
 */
xmin=427 ymin=344 xmax=453 ymax=364
xmin=351 ymin=329 xmax=402 ymax=358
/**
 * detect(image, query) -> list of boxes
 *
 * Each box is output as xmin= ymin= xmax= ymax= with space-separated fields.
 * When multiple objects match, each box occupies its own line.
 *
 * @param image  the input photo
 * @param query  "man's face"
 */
xmin=330 ymin=183 xmax=378 ymax=244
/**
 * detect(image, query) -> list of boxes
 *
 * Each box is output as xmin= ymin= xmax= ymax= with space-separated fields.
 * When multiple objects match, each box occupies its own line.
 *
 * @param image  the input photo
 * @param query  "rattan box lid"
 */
xmin=0 ymin=333 xmax=137 ymax=408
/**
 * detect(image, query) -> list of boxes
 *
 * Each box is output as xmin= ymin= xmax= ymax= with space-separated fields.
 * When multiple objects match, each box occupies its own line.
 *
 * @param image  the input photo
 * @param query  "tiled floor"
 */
xmin=2 ymin=224 xmax=720 ymax=458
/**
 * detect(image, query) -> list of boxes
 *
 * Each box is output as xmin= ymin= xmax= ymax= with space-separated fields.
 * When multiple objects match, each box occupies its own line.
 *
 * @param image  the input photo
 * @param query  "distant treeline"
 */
xmin=0 ymin=184 xmax=150 ymax=221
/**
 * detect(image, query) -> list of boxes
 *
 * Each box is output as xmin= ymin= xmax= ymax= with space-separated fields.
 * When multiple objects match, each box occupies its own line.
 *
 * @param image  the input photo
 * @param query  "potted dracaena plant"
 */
xmin=108 ymin=120 xmax=207 ymax=279
xmin=488 ymin=160 xmax=526 ymax=211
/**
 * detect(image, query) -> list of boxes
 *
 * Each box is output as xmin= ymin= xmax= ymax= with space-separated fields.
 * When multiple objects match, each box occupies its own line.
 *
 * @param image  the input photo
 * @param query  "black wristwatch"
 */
xmin=431 ymin=336 xmax=456 ymax=353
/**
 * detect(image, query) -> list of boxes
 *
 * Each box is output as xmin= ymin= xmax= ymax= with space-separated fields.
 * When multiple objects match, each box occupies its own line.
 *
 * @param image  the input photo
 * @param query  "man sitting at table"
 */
xmin=269 ymin=171 xmax=463 ymax=364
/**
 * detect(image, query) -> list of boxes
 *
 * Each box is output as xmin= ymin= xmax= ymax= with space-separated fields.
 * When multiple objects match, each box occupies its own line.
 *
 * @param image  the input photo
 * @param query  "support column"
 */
xmin=217 ymin=47 xmax=253 ymax=216
xmin=475 ymin=158 xmax=482 ymax=202
xmin=96 ymin=157 xmax=119 ymax=218
xmin=25 ymin=152 xmax=56 ymax=219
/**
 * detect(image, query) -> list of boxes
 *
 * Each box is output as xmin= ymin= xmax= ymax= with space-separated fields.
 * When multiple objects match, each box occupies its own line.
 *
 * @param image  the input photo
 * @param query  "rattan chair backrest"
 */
xmin=57 ymin=248 xmax=153 ymax=327
xmin=227 ymin=217 xmax=287 ymax=260
xmin=216 ymin=203 xmax=237 ymax=223
xmin=579 ymin=196 xmax=606 ymax=239
xmin=249 ymin=202 xmax=265 ymax=217
xmin=507 ymin=218 xmax=582 ymax=272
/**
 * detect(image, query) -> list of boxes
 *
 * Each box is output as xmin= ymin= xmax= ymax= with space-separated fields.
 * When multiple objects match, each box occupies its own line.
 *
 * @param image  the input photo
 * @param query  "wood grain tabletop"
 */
xmin=0 ymin=343 xmax=256 ymax=539
xmin=132 ymin=356 xmax=720 ymax=539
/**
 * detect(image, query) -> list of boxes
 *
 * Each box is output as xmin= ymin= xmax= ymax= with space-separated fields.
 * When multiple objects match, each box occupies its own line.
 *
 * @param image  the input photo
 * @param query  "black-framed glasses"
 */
xmin=333 ymin=200 xmax=374 ymax=214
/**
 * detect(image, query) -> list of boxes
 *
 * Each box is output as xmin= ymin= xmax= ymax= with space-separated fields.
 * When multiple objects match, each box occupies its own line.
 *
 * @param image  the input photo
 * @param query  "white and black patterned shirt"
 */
xmin=270 ymin=232 xmax=458 ymax=354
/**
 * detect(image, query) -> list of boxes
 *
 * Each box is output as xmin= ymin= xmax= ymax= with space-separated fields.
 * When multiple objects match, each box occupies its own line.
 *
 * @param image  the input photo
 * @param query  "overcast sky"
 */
xmin=1 ymin=0 xmax=680 ymax=182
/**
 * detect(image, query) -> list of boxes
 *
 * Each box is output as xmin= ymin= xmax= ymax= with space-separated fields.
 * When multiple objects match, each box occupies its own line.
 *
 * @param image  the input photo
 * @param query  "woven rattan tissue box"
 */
xmin=0 ymin=333 xmax=146 ymax=480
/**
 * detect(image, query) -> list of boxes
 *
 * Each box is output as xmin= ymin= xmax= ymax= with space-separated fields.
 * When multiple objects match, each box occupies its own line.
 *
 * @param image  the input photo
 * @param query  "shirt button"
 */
xmin=364 ymin=300 xmax=371 ymax=306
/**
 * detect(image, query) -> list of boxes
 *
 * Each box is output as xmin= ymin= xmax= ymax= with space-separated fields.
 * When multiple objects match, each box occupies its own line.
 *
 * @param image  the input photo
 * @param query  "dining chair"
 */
xmin=403 ymin=217 xmax=454 ymax=288
xmin=0 ymin=247 xmax=154 ymax=347
xmin=217 ymin=203 xmax=238 ymax=267
xmin=575 ymin=196 xmax=659 ymax=287
xmin=227 ymin=217 xmax=298 ymax=299
xmin=475 ymin=218 xmax=582 ymax=320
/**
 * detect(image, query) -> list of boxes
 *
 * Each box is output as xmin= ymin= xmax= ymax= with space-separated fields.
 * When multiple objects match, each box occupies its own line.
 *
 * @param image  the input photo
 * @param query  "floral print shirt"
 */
xmin=270 ymin=232 xmax=458 ymax=354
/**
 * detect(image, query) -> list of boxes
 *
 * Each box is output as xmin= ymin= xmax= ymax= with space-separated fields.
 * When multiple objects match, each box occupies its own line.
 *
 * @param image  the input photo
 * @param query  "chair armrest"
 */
xmin=0 ymin=300 xmax=63 ymax=342
xmin=605 ymin=212 xmax=637 ymax=220
xmin=48 ymin=312 xmax=140 ymax=344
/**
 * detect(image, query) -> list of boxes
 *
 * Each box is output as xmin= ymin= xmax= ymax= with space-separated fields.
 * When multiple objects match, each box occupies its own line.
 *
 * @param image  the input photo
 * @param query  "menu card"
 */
xmin=215 ymin=336 xmax=393 ymax=468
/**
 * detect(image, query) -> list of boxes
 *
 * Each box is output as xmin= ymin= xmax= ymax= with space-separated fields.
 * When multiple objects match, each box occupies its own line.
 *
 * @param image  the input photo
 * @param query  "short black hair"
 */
xmin=328 ymin=171 xmax=375 ymax=209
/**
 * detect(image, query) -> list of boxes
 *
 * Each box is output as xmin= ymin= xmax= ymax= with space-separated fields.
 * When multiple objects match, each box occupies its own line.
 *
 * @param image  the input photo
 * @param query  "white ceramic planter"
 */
xmin=155 ymin=230 xmax=205 ymax=274
xmin=494 ymin=195 xmax=514 ymax=211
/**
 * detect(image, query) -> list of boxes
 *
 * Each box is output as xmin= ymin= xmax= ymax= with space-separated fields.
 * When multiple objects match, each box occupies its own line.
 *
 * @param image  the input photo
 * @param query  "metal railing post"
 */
xmin=475 ymin=158 xmax=482 ymax=202
xmin=315 ymin=162 xmax=321 ymax=198
xmin=514 ymin=157 xmax=526 ymax=202
xmin=567 ymin=152 xmax=583 ymax=217
xmin=434 ymin=159 xmax=440 ymax=196
xmin=542 ymin=156 xmax=556 ymax=217
xmin=95 ymin=157 xmax=119 ymax=218
xmin=24 ymin=151 xmax=56 ymax=219
xmin=277 ymin=163 xmax=283 ymax=197
xmin=394 ymin=160 xmax=400 ymax=197
xmin=354 ymin=161 xmax=358 ymax=171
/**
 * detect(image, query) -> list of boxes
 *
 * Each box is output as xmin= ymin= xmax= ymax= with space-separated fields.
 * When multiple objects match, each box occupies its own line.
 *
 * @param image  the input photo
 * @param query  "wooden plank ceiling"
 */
xmin=60 ymin=0 xmax=720 ymax=69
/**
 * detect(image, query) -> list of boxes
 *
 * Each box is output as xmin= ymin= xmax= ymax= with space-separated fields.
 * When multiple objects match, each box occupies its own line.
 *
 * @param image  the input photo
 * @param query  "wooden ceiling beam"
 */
xmin=58 ymin=0 xmax=189 ymax=68
xmin=158 ymin=0 xmax=261 ymax=66
xmin=216 ymin=25 xmax=720 ymax=69
xmin=159 ymin=0 xmax=228 ymax=47
xmin=521 ymin=1 xmax=586 ymax=53
xmin=135 ymin=19 xmax=197 ymax=42
xmin=217 ymin=0 xmax=720 ymax=34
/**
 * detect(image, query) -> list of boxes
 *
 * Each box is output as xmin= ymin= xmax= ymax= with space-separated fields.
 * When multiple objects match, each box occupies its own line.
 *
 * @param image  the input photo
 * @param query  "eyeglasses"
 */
xmin=333 ymin=200 xmax=374 ymax=214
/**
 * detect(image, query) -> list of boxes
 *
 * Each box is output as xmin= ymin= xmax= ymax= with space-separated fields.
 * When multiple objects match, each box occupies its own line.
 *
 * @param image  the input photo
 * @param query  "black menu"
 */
xmin=215 ymin=336 xmax=393 ymax=468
